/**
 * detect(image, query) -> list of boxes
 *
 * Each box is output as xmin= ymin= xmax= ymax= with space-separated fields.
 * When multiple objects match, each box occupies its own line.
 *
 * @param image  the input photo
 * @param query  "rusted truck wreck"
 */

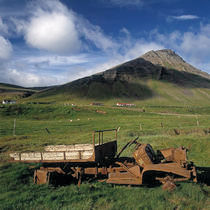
xmin=9 ymin=129 xmax=197 ymax=189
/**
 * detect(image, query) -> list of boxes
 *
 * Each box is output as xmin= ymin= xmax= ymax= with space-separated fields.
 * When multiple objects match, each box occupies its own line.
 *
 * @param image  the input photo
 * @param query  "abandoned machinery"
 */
xmin=9 ymin=129 xmax=197 ymax=190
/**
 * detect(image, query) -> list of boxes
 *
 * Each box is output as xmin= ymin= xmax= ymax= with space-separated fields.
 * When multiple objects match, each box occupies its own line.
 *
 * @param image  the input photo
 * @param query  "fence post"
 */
xmin=139 ymin=124 xmax=142 ymax=131
xmin=196 ymin=116 xmax=199 ymax=126
xmin=45 ymin=128 xmax=50 ymax=134
xmin=13 ymin=119 xmax=16 ymax=136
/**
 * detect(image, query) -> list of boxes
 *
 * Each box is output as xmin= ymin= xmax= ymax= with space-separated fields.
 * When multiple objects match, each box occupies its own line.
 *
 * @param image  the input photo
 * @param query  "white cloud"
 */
xmin=67 ymin=39 xmax=164 ymax=81
xmin=12 ymin=0 xmax=117 ymax=55
xmin=10 ymin=18 xmax=27 ymax=35
xmin=0 ymin=51 xmax=97 ymax=87
xmin=0 ymin=35 xmax=12 ymax=59
xmin=195 ymin=62 xmax=210 ymax=73
xmin=25 ymin=1 xmax=80 ymax=54
xmin=174 ymin=25 xmax=210 ymax=63
xmin=171 ymin=15 xmax=199 ymax=21
xmin=179 ymin=26 xmax=210 ymax=63
xmin=124 ymin=41 xmax=163 ymax=59
xmin=25 ymin=12 xmax=80 ymax=53
xmin=0 ymin=16 xmax=8 ymax=34
xmin=1 ymin=68 xmax=64 ymax=87
xmin=149 ymin=24 xmax=210 ymax=73
xmin=76 ymin=17 xmax=118 ymax=53
xmin=9 ymin=69 xmax=41 ymax=86
xmin=116 ymin=29 xmax=164 ymax=61
xmin=1 ymin=0 xmax=120 ymax=86
xmin=23 ymin=54 xmax=89 ymax=66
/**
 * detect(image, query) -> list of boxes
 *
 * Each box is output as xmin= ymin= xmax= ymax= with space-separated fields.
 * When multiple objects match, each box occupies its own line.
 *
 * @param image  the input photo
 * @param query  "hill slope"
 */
xmin=0 ymin=83 xmax=37 ymax=101
xmin=29 ymin=49 xmax=210 ymax=105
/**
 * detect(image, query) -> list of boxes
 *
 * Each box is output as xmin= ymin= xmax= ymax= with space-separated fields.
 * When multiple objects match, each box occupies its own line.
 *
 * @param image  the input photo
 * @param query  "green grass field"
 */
xmin=0 ymin=104 xmax=209 ymax=209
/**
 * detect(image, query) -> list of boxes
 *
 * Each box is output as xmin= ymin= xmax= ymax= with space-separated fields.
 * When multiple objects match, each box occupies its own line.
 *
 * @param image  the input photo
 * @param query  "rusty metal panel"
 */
xmin=106 ymin=164 xmax=142 ymax=185
xmin=133 ymin=144 xmax=154 ymax=167
xmin=162 ymin=180 xmax=176 ymax=191
xmin=94 ymin=140 xmax=117 ymax=162
xmin=142 ymin=163 xmax=192 ymax=179
xmin=160 ymin=147 xmax=187 ymax=165
xmin=84 ymin=167 xmax=108 ymax=175
xmin=159 ymin=148 xmax=174 ymax=161
xmin=107 ymin=170 xmax=142 ymax=185
xmin=34 ymin=169 xmax=49 ymax=184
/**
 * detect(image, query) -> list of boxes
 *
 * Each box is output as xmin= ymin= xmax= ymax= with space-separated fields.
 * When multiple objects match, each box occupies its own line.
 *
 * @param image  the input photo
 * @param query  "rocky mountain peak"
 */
xmin=141 ymin=49 xmax=185 ymax=66
xmin=141 ymin=49 xmax=210 ymax=79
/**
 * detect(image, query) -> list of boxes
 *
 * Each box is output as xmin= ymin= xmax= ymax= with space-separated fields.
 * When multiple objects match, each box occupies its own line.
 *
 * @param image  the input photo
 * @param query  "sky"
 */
xmin=0 ymin=0 xmax=210 ymax=87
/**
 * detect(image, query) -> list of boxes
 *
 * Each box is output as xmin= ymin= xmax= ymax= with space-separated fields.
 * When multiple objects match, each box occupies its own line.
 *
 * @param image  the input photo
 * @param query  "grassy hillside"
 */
xmin=0 ymin=83 xmax=38 ymax=101
xmin=0 ymin=103 xmax=209 ymax=209
xmin=27 ymin=78 xmax=210 ymax=107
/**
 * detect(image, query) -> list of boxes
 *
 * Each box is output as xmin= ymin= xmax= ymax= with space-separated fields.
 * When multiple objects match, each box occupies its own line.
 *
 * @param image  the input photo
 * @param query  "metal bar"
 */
xmin=102 ymin=131 xmax=103 ymax=144
xmin=94 ymin=129 xmax=117 ymax=145
xmin=116 ymin=137 xmax=139 ymax=158
xmin=99 ymin=132 xmax=101 ymax=145
xmin=92 ymin=132 xmax=95 ymax=146
xmin=94 ymin=129 xmax=117 ymax=133
xmin=95 ymin=167 xmax=98 ymax=177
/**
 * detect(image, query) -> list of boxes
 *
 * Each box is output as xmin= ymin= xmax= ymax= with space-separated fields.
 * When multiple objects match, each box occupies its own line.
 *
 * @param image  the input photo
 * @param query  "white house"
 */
xmin=116 ymin=102 xmax=135 ymax=107
xmin=2 ymin=100 xmax=16 ymax=104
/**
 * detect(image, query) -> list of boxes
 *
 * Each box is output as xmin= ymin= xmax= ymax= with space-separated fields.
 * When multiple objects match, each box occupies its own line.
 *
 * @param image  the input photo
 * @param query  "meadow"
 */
xmin=0 ymin=103 xmax=209 ymax=209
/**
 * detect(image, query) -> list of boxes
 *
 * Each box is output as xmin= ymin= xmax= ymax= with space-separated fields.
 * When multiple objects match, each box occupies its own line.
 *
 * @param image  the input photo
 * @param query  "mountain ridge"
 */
xmin=26 ymin=49 xmax=210 ymax=105
xmin=141 ymin=49 xmax=210 ymax=80
xmin=0 ymin=83 xmax=37 ymax=101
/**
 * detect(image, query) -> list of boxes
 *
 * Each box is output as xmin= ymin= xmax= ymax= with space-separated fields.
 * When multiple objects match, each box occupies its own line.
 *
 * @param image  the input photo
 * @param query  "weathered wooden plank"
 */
xmin=9 ymin=150 xmax=94 ymax=161
xmin=42 ymin=152 xmax=64 ymax=160
xmin=44 ymin=144 xmax=94 ymax=152
xmin=10 ymin=152 xmax=42 ymax=161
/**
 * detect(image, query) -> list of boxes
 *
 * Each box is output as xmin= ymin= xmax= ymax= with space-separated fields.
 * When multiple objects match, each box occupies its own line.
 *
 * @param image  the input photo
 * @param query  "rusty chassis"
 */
xmin=9 ymin=129 xmax=197 ymax=189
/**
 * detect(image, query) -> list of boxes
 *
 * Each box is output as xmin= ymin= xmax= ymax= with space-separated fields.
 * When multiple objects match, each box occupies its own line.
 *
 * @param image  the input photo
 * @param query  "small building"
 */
xmin=90 ymin=102 xmax=104 ymax=106
xmin=2 ymin=100 xmax=16 ymax=105
xmin=116 ymin=102 xmax=135 ymax=107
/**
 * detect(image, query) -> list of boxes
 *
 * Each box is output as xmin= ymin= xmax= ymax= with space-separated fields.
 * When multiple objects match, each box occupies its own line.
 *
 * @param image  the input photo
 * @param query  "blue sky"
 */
xmin=0 ymin=0 xmax=210 ymax=87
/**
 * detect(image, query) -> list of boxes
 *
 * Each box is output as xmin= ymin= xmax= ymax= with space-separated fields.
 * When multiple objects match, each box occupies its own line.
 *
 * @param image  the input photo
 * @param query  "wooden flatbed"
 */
xmin=9 ymin=129 xmax=118 ymax=163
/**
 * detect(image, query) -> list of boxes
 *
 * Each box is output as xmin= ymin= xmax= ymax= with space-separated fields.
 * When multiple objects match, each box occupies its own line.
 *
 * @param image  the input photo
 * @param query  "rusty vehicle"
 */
xmin=9 ymin=129 xmax=197 ymax=190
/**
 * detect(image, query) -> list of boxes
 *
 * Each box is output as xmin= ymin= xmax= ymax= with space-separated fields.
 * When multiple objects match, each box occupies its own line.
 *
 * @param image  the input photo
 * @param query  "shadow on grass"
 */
xmin=196 ymin=167 xmax=210 ymax=186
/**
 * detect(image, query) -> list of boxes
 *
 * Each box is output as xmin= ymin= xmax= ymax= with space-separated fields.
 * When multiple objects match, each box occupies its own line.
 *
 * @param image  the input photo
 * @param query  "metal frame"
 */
xmin=93 ymin=128 xmax=117 ymax=145
xmin=9 ymin=130 xmax=197 ymax=189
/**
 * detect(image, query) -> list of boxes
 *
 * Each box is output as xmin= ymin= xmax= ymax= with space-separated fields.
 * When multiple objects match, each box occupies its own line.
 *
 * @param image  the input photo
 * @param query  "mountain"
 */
xmin=141 ymin=49 xmax=210 ymax=80
xmin=0 ymin=83 xmax=59 ymax=101
xmin=0 ymin=83 xmax=37 ymax=101
xmin=29 ymin=49 xmax=210 ymax=105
